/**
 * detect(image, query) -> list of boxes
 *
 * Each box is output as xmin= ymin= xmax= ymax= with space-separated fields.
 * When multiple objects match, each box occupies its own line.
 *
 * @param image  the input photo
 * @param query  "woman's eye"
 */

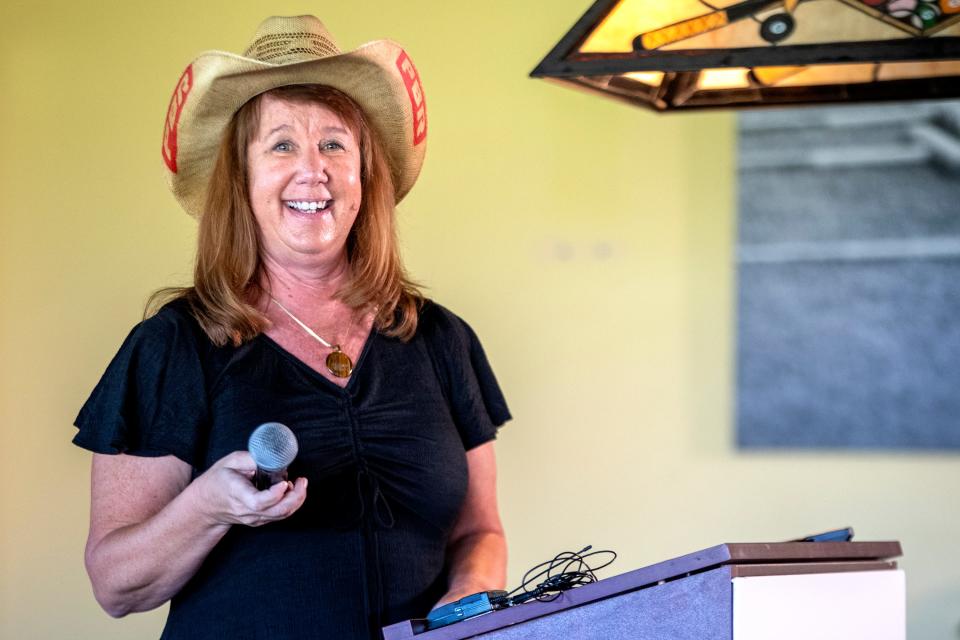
xmin=321 ymin=141 xmax=345 ymax=151
xmin=273 ymin=141 xmax=293 ymax=152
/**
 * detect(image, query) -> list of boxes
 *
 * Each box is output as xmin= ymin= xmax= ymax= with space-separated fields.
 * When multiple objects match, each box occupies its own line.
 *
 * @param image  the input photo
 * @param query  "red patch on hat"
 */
xmin=396 ymin=51 xmax=426 ymax=146
xmin=162 ymin=65 xmax=194 ymax=173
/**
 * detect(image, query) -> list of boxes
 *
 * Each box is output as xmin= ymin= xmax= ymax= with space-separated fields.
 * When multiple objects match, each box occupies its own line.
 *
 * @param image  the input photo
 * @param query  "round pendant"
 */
xmin=326 ymin=348 xmax=353 ymax=378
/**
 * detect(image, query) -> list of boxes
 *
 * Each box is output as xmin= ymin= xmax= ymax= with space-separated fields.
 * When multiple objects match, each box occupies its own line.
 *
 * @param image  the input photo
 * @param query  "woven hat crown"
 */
xmin=243 ymin=16 xmax=341 ymax=65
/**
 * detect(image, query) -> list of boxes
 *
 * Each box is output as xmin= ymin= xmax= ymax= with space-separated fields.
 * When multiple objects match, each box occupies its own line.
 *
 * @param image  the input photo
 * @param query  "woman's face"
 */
xmin=246 ymin=93 xmax=362 ymax=271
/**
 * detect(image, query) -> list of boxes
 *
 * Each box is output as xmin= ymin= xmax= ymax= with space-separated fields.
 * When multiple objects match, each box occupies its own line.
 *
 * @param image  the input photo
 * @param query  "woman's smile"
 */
xmin=284 ymin=199 xmax=331 ymax=214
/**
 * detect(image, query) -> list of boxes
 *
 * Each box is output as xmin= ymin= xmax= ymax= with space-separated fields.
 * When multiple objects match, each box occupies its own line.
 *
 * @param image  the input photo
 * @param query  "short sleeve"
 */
xmin=421 ymin=303 xmax=511 ymax=450
xmin=73 ymin=304 xmax=209 ymax=467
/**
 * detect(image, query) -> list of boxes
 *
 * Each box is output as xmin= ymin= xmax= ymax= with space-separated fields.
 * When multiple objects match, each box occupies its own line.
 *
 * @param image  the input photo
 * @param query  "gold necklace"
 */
xmin=269 ymin=296 xmax=354 ymax=378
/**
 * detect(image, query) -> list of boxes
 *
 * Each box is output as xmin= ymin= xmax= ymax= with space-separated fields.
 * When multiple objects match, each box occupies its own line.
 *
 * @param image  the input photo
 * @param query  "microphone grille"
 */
xmin=248 ymin=422 xmax=298 ymax=471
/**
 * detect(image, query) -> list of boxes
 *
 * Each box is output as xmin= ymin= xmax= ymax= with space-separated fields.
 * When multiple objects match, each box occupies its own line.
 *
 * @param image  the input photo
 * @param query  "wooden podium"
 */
xmin=383 ymin=541 xmax=904 ymax=640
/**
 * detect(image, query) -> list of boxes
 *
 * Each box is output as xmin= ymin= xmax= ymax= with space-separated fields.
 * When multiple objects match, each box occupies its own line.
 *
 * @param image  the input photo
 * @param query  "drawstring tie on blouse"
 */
xmin=354 ymin=466 xmax=395 ymax=638
xmin=353 ymin=467 xmax=396 ymax=529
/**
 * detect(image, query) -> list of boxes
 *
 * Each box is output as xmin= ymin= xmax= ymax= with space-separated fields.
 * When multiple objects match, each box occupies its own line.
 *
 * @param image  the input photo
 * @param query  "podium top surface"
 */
xmin=711 ymin=540 xmax=901 ymax=563
xmin=382 ymin=541 xmax=902 ymax=640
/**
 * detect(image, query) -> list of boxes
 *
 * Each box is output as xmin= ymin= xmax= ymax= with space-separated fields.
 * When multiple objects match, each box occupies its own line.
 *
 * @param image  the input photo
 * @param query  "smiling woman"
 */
xmin=71 ymin=15 xmax=510 ymax=640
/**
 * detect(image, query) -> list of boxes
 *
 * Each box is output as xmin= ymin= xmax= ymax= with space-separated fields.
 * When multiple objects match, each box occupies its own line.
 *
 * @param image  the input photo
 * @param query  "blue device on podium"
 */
xmin=425 ymin=590 xmax=507 ymax=630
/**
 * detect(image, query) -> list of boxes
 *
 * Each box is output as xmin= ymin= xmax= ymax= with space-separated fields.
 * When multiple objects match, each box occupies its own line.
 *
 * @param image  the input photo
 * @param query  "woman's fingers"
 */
xmin=219 ymin=450 xmax=257 ymax=476
xmin=247 ymin=478 xmax=292 ymax=510
xmin=231 ymin=477 xmax=306 ymax=526
xmin=266 ymin=477 xmax=308 ymax=517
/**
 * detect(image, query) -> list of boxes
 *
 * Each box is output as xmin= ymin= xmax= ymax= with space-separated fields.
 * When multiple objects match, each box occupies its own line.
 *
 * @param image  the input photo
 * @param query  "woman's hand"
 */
xmin=85 ymin=450 xmax=307 ymax=617
xmin=189 ymin=451 xmax=308 ymax=527
xmin=432 ymin=582 xmax=492 ymax=610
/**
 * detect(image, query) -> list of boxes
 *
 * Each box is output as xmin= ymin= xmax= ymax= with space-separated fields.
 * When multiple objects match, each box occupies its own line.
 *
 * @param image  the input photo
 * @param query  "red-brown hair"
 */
xmin=148 ymin=85 xmax=423 ymax=344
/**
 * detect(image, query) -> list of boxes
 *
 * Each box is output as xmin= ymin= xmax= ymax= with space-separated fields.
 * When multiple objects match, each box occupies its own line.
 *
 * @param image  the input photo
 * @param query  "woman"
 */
xmin=73 ymin=15 xmax=510 ymax=639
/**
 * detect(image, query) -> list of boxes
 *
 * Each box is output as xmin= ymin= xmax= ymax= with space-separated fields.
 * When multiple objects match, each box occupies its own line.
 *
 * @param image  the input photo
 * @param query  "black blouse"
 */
xmin=73 ymin=299 xmax=510 ymax=639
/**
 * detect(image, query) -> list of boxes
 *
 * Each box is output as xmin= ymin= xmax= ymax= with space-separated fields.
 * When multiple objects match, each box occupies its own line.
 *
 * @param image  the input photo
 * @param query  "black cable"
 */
xmin=492 ymin=545 xmax=617 ymax=608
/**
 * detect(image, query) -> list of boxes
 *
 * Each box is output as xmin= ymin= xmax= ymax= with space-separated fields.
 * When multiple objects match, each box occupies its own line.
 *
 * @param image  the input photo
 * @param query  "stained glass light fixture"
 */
xmin=531 ymin=0 xmax=960 ymax=111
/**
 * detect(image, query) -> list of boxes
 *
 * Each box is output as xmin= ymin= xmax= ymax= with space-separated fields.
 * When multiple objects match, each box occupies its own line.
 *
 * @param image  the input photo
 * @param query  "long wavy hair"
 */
xmin=148 ymin=85 xmax=423 ymax=345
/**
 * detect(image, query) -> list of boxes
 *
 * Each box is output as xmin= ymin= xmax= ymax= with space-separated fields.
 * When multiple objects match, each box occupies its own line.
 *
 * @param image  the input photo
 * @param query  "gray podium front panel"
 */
xmin=469 ymin=567 xmax=731 ymax=640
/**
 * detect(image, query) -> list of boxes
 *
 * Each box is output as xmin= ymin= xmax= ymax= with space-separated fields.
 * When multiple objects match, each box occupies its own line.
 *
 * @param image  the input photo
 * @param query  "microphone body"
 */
xmin=254 ymin=467 xmax=288 ymax=491
xmin=247 ymin=422 xmax=299 ymax=490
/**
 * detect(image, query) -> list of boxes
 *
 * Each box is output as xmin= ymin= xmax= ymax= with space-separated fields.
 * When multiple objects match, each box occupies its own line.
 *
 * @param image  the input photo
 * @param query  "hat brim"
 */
xmin=166 ymin=40 xmax=425 ymax=218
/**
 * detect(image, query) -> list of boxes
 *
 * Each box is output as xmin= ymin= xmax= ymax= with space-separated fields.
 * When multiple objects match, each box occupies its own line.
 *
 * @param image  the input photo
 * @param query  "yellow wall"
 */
xmin=1 ymin=1 xmax=956 ymax=637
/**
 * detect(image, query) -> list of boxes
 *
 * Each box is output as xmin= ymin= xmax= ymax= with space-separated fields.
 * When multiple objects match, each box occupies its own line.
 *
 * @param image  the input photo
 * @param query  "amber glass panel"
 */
xmin=750 ymin=66 xmax=807 ymax=86
xmin=623 ymin=71 xmax=666 ymax=87
xmin=875 ymin=59 xmax=960 ymax=80
xmin=768 ymin=59 xmax=960 ymax=85
xmin=699 ymin=68 xmax=752 ymax=89
xmin=760 ymin=63 xmax=878 ymax=86
xmin=684 ymin=60 xmax=960 ymax=91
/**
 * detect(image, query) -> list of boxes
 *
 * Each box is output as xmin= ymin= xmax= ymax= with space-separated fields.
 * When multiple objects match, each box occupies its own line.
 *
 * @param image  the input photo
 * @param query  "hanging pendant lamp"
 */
xmin=531 ymin=0 xmax=960 ymax=111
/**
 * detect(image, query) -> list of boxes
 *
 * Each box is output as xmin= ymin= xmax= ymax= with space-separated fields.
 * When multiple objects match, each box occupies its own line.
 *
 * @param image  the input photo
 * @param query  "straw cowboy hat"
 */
xmin=161 ymin=15 xmax=428 ymax=218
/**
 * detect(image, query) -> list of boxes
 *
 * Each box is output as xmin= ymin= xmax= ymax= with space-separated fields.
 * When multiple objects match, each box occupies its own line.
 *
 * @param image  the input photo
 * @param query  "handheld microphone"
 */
xmin=247 ymin=422 xmax=299 ymax=490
